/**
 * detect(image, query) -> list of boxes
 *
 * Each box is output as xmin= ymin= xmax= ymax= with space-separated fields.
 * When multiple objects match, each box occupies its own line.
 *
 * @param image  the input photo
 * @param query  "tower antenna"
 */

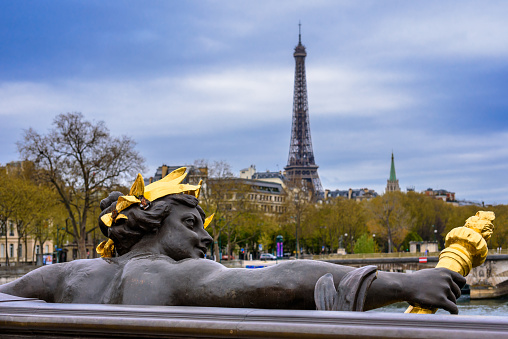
xmin=299 ymin=21 xmax=302 ymax=44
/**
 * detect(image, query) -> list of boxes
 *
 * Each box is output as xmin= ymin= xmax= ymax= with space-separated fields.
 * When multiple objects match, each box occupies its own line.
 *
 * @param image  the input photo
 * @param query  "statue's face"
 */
xmin=157 ymin=202 xmax=213 ymax=261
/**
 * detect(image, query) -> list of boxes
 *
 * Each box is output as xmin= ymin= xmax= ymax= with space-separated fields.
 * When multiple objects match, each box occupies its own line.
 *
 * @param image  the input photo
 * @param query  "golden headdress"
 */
xmin=96 ymin=167 xmax=214 ymax=258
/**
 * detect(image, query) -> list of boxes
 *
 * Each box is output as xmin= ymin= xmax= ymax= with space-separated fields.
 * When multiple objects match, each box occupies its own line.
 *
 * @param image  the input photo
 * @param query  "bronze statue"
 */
xmin=0 ymin=168 xmax=465 ymax=313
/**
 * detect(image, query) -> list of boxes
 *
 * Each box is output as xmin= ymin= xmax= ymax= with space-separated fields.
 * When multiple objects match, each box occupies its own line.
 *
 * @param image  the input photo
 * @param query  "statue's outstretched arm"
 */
xmin=0 ymin=264 xmax=64 ymax=302
xmin=173 ymin=259 xmax=464 ymax=312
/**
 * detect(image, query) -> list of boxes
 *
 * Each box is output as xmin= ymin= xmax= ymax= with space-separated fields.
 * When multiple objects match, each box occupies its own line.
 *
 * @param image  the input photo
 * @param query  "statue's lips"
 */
xmin=196 ymin=246 xmax=207 ymax=256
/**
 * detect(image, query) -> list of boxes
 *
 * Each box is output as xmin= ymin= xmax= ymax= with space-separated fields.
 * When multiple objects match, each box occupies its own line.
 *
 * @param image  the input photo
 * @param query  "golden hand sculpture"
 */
xmin=405 ymin=211 xmax=495 ymax=314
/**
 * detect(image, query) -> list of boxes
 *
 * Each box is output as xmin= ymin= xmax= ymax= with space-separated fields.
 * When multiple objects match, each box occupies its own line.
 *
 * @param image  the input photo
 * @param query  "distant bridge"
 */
xmin=323 ymin=254 xmax=508 ymax=299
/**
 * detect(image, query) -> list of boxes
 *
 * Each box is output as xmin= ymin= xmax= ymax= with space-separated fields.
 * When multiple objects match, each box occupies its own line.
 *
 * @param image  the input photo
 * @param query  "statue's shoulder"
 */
xmin=63 ymin=257 xmax=120 ymax=270
xmin=120 ymin=253 xmax=175 ymax=273
xmin=121 ymin=255 xmax=223 ymax=277
xmin=56 ymin=258 xmax=121 ymax=284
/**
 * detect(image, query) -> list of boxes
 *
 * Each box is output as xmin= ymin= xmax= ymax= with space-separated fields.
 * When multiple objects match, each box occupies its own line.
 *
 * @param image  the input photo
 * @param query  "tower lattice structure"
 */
xmin=285 ymin=26 xmax=323 ymax=193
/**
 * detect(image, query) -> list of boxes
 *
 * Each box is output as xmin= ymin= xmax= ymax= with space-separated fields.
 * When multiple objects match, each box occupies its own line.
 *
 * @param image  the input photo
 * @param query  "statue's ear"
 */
xmin=133 ymin=200 xmax=171 ymax=232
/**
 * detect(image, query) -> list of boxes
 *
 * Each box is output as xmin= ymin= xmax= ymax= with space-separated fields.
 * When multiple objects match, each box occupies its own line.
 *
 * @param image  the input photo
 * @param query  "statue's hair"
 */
xmin=98 ymin=192 xmax=205 ymax=256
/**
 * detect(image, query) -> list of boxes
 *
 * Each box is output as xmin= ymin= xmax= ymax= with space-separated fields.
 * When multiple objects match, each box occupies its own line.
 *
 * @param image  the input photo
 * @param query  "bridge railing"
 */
xmin=1 ymin=296 xmax=508 ymax=338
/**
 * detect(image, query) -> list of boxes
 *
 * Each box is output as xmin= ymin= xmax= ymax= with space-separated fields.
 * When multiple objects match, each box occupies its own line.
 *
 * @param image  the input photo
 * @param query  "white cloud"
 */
xmin=0 ymin=63 xmax=416 ymax=137
xmin=350 ymin=2 xmax=508 ymax=59
xmin=308 ymin=66 xmax=415 ymax=116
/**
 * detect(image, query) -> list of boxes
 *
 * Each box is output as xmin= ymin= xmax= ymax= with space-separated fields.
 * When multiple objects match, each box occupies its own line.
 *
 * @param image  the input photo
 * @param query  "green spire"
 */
xmin=389 ymin=152 xmax=397 ymax=181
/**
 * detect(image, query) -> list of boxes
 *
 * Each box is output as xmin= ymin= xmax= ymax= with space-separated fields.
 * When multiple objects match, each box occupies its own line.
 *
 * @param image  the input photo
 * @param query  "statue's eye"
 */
xmin=184 ymin=217 xmax=195 ymax=228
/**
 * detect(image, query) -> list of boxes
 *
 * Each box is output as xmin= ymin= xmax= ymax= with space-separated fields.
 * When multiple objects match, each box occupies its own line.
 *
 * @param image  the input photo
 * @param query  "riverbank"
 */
xmin=373 ymin=295 xmax=508 ymax=316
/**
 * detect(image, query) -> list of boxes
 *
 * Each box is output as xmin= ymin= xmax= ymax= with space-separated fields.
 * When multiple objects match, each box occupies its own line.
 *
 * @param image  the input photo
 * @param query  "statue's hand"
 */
xmin=406 ymin=268 xmax=465 ymax=314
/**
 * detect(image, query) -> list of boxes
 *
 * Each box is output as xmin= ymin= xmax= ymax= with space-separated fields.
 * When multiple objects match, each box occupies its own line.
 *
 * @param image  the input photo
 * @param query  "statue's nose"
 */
xmin=201 ymin=231 xmax=213 ymax=247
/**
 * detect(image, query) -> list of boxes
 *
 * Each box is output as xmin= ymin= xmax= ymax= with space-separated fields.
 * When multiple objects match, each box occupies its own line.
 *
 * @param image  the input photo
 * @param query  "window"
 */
xmin=9 ymin=244 xmax=14 ymax=258
xmin=18 ymin=244 xmax=22 ymax=258
xmin=0 ymin=244 xmax=4 ymax=258
xmin=9 ymin=221 xmax=14 ymax=236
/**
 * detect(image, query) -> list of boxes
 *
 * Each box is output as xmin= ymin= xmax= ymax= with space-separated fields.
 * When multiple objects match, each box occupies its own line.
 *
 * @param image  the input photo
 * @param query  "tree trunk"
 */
xmin=78 ymin=235 xmax=87 ymax=259
xmin=385 ymin=216 xmax=393 ymax=253
xmin=227 ymin=230 xmax=232 ymax=258
xmin=32 ymin=241 xmax=36 ymax=265
xmin=4 ymin=228 xmax=9 ymax=266
xmin=77 ymin=211 xmax=88 ymax=259
xmin=16 ymin=237 xmax=21 ymax=263
xmin=24 ymin=237 xmax=28 ymax=263
xmin=212 ymin=227 xmax=220 ymax=262
xmin=295 ymin=217 xmax=300 ymax=259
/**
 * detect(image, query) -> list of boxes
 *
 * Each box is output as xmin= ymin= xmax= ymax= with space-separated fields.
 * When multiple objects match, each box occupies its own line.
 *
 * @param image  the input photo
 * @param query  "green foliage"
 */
xmin=400 ymin=231 xmax=423 ymax=252
xmin=202 ymin=184 xmax=508 ymax=257
xmin=353 ymin=233 xmax=377 ymax=253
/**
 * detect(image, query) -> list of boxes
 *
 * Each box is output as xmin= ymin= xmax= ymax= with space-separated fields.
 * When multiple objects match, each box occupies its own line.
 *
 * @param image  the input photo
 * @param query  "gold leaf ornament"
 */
xmin=204 ymin=213 xmax=215 ymax=229
xmin=129 ymin=173 xmax=145 ymax=197
xmin=96 ymin=239 xmax=115 ymax=258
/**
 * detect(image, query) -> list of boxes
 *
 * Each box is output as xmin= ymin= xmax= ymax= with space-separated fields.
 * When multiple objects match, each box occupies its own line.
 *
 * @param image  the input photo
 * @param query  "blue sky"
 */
xmin=1 ymin=1 xmax=507 ymax=204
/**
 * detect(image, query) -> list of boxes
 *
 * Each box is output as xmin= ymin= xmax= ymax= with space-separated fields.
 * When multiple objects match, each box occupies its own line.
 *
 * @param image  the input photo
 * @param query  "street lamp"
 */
xmin=344 ymin=233 xmax=348 ymax=253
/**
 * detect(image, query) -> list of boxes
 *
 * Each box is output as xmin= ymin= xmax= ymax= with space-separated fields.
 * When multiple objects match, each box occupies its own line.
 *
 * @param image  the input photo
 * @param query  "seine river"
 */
xmin=373 ymin=295 xmax=508 ymax=316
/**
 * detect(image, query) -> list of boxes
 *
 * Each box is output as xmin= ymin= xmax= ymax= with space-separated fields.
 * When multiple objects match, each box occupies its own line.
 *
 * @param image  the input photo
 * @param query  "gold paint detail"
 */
xmin=195 ymin=179 xmax=203 ymax=198
xmin=204 ymin=213 xmax=215 ymax=229
xmin=406 ymin=211 xmax=495 ymax=314
xmin=129 ymin=173 xmax=145 ymax=197
xmin=96 ymin=239 xmax=115 ymax=258
xmin=464 ymin=211 xmax=495 ymax=242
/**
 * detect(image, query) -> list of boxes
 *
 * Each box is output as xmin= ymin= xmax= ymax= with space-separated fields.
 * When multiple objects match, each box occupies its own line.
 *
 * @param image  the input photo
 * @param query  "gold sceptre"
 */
xmin=405 ymin=211 xmax=495 ymax=314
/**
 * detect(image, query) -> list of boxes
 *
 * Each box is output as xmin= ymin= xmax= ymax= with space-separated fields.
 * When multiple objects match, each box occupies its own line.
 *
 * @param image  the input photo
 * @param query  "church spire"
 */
xmin=386 ymin=152 xmax=400 ymax=193
xmin=389 ymin=152 xmax=397 ymax=181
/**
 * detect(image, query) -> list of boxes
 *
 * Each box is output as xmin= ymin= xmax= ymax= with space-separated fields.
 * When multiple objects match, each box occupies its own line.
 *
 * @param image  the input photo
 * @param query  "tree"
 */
xmin=18 ymin=113 xmax=144 ymax=258
xmin=400 ymin=231 xmax=423 ymax=253
xmin=366 ymin=192 xmax=414 ymax=253
xmin=334 ymin=199 xmax=368 ymax=254
xmin=11 ymin=177 xmax=58 ymax=263
xmin=402 ymin=191 xmax=453 ymax=246
xmin=488 ymin=204 xmax=508 ymax=249
xmin=353 ymin=233 xmax=377 ymax=254
xmin=282 ymin=180 xmax=313 ymax=258
xmin=198 ymin=160 xmax=255 ymax=261
xmin=0 ymin=170 xmax=24 ymax=265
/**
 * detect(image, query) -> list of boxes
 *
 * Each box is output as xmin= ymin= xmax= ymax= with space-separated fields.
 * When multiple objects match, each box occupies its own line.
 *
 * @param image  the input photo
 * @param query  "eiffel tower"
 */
xmin=285 ymin=24 xmax=323 ymax=193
